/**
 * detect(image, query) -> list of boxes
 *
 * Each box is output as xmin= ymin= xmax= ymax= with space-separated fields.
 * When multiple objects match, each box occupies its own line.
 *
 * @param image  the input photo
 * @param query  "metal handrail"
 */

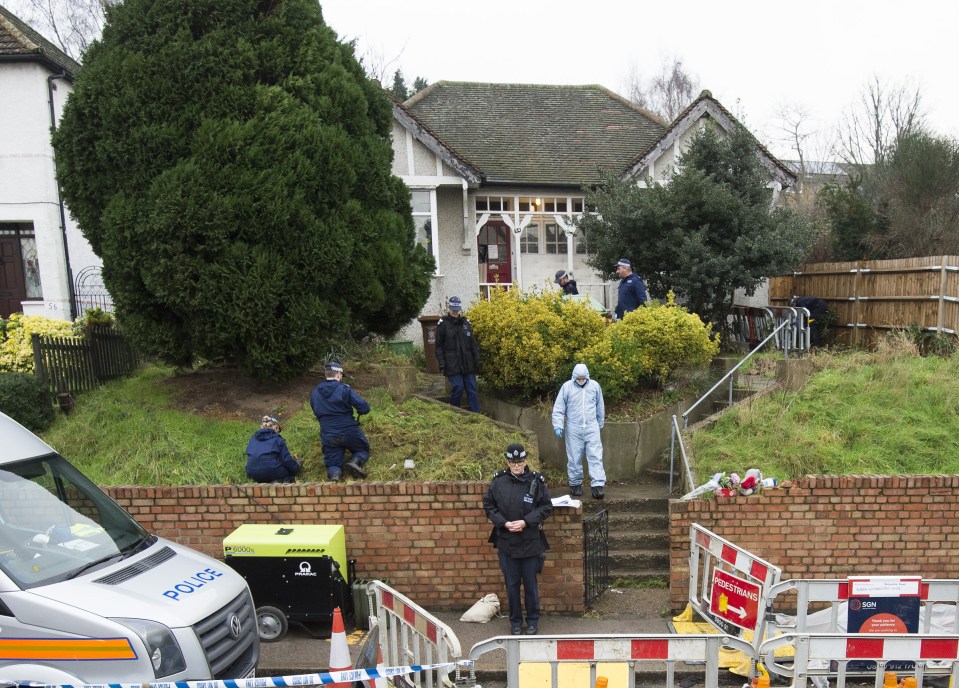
xmin=668 ymin=312 xmax=806 ymax=494
xmin=669 ymin=414 xmax=694 ymax=495
xmin=683 ymin=318 xmax=792 ymax=427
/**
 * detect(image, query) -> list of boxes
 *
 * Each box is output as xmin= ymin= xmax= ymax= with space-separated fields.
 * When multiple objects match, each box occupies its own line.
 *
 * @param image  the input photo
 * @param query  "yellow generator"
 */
xmin=224 ymin=524 xmax=351 ymax=641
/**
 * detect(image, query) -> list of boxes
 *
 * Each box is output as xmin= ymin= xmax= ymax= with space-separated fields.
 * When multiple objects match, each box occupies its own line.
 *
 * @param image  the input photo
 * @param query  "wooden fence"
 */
xmin=31 ymin=327 xmax=139 ymax=397
xmin=767 ymin=255 xmax=959 ymax=346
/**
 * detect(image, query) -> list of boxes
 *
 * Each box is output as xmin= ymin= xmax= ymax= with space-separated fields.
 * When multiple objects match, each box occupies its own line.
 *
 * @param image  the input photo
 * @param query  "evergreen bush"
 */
xmin=52 ymin=0 xmax=432 ymax=381
xmin=72 ymin=307 xmax=115 ymax=335
xmin=0 ymin=314 xmax=76 ymax=373
xmin=468 ymin=289 xmax=606 ymax=396
xmin=580 ymin=295 xmax=720 ymax=402
xmin=0 ymin=373 xmax=55 ymax=432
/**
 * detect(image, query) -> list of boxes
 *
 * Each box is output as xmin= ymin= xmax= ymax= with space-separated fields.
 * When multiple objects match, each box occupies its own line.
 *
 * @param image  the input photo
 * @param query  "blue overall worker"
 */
xmin=790 ymin=296 xmax=829 ymax=346
xmin=309 ymin=361 xmax=371 ymax=481
xmin=551 ymin=363 xmax=607 ymax=499
xmin=245 ymin=415 xmax=303 ymax=483
xmin=483 ymin=443 xmax=552 ymax=636
xmin=614 ymin=258 xmax=648 ymax=320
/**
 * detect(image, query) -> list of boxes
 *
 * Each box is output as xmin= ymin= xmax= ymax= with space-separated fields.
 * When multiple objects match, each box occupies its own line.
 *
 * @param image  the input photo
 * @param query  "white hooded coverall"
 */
xmin=551 ymin=363 xmax=606 ymax=488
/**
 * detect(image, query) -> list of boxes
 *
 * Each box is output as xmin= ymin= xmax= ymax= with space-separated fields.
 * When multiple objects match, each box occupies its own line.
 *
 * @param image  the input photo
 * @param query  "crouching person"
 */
xmin=245 ymin=415 xmax=303 ymax=483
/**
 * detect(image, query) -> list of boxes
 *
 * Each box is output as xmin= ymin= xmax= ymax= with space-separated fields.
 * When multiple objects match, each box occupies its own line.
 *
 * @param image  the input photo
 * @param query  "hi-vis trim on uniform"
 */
xmin=0 ymin=637 xmax=136 ymax=661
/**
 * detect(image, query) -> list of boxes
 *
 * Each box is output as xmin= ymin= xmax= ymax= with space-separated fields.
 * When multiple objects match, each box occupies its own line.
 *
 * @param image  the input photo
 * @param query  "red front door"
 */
xmin=478 ymin=221 xmax=511 ymax=285
xmin=0 ymin=238 xmax=26 ymax=317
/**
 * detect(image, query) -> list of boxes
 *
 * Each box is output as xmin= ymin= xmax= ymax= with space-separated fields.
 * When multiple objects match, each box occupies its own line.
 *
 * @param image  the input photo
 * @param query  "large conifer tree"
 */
xmin=53 ymin=0 xmax=433 ymax=379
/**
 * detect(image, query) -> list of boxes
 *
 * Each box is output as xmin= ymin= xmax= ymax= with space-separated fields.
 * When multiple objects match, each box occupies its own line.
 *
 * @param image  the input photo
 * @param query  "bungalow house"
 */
xmin=1 ymin=2 xmax=795 ymax=336
xmin=390 ymin=83 xmax=796 ymax=343
xmin=0 ymin=4 xmax=100 ymax=320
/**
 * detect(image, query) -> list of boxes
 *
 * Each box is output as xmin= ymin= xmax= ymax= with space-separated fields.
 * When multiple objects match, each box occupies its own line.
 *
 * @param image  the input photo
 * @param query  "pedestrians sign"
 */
xmin=709 ymin=569 xmax=761 ymax=631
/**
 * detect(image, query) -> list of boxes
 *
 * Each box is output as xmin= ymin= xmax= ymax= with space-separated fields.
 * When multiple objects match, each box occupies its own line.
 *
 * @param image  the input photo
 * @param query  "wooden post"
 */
xmin=937 ymin=256 xmax=948 ymax=333
xmin=851 ymin=263 xmax=862 ymax=347
xmin=31 ymin=333 xmax=47 ymax=390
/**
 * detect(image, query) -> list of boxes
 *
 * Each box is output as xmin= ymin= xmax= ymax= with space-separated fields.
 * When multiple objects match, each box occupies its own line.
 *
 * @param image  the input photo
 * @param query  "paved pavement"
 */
xmin=257 ymin=593 xmax=674 ymax=679
xmin=258 ymin=480 xmax=677 ymax=680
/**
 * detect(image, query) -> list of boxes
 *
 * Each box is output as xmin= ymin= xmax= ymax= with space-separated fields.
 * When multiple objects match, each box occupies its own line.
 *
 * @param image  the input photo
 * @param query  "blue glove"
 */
xmin=554 ymin=428 xmax=563 ymax=438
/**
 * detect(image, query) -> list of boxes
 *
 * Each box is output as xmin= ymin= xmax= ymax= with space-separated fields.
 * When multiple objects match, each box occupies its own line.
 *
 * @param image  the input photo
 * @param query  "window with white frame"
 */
xmin=574 ymin=228 xmax=589 ymax=255
xmin=520 ymin=223 xmax=540 ymax=253
xmin=544 ymin=223 xmax=567 ymax=254
xmin=411 ymin=189 xmax=439 ymax=271
xmin=475 ymin=195 xmax=513 ymax=213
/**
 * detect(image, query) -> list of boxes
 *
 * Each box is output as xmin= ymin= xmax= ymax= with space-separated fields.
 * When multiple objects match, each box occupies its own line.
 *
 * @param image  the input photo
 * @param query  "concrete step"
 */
xmin=608 ymin=529 xmax=669 ymax=549
xmin=584 ymin=496 xmax=669 ymax=514
xmin=609 ymin=548 xmax=670 ymax=569
xmin=608 ymin=569 xmax=670 ymax=586
xmin=605 ymin=511 xmax=669 ymax=530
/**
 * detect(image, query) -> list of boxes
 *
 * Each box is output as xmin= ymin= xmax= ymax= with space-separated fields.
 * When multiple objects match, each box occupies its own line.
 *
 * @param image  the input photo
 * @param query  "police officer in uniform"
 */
xmin=483 ymin=443 xmax=552 ymax=635
xmin=434 ymin=296 xmax=482 ymax=412
xmin=614 ymin=258 xmax=648 ymax=320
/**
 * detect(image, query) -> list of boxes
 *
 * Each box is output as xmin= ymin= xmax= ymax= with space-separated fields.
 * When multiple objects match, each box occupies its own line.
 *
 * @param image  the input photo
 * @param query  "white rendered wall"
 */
xmin=0 ymin=62 xmax=100 ymax=320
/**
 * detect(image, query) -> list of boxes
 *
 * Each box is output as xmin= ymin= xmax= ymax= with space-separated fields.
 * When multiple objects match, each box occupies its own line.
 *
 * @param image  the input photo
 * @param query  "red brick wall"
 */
xmin=668 ymin=475 xmax=959 ymax=611
xmin=106 ymin=481 xmax=585 ymax=613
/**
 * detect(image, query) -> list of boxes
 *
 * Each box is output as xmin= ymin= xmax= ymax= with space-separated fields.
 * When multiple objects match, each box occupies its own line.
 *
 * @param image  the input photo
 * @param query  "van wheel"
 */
xmin=256 ymin=606 xmax=288 ymax=642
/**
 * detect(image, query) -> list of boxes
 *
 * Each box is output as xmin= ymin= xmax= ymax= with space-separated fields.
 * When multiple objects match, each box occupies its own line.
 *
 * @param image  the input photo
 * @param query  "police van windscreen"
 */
xmin=0 ymin=453 xmax=150 ymax=589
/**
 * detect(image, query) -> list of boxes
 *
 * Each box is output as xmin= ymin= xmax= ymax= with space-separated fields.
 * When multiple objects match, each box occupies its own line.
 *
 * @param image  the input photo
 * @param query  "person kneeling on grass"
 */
xmin=309 ymin=360 xmax=371 ymax=481
xmin=245 ymin=415 xmax=303 ymax=484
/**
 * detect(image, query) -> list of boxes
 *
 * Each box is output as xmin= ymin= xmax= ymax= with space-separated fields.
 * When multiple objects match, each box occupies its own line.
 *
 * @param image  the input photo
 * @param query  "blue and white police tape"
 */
xmin=13 ymin=660 xmax=476 ymax=688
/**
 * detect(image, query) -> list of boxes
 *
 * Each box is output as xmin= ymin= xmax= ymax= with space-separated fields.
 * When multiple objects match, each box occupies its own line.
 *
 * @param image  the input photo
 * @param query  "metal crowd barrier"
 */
xmin=760 ymin=632 xmax=959 ymax=688
xmin=468 ymin=633 xmax=753 ymax=688
xmin=367 ymin=580 xmax=464 ymax=688
xmin=766 ymin=578 xmax=959 ymax=636
xmin=687 ymin=524 xmax=782 ymax=667
xmin=728 ymin=305 xmax=811 ymax=355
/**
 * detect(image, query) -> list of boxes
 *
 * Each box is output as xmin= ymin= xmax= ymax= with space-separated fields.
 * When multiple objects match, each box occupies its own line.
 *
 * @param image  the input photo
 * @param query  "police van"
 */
xmin=0 ymin=412 xmax=259 ymax=685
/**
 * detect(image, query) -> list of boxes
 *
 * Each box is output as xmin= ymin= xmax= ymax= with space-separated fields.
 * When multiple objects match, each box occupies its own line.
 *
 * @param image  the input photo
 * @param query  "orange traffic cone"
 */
xmin=328 ymin=607 xmax=352 ymax=688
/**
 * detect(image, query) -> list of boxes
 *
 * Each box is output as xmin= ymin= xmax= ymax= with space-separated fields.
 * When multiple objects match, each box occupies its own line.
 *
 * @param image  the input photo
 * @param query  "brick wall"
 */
xmin=668 ymin=475 xmax=959 ymax=611
xmin=106 ymin=481 xmax=585 ymax=613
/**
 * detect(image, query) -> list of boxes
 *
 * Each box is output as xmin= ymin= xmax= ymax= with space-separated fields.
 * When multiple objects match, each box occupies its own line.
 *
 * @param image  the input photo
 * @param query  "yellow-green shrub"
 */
xmin=0 ymin=314 xmax=76 ymax=373
xmin=468 ymin=288 xmax=606 ymax=395
xmin=580 ymin=295 xmax=720 ymax=402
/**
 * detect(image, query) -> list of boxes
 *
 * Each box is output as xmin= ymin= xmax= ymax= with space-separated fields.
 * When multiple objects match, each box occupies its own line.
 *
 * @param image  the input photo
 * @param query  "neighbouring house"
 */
xmin=0 ymin=5 xmax=104 ymax=321
xmin=390 ymin=84 xmax=797 ymax=343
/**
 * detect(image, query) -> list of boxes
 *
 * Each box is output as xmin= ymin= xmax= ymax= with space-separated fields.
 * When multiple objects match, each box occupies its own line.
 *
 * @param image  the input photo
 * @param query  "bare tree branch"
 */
xmin=621 ymin=55 xmax=698 ymax=122
xmin=10 ymin=0 xmax=112 ymax=61
xmin=839 ymin=76 xmax=926 ymax=167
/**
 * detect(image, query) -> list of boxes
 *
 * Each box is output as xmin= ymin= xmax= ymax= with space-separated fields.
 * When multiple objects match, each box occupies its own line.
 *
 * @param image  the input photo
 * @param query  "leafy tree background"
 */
xmin=52 ymin=0 xmax=433 ymax=380
xmin=822 ymin=130 xmax=959 ymax=260
xmin=577 ymin=126 xmax=816 ymax=329
xmin=387 ymin=69 xmax=428 ymax=101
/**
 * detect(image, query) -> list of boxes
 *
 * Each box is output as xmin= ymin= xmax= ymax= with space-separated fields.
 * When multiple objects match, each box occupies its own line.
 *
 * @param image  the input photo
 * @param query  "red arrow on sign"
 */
xmin=710 ymin=569 xmax=761 ymax=631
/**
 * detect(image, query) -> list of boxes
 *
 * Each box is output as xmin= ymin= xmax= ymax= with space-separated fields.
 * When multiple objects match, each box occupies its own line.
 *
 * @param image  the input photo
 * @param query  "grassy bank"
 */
xmin=691 ymin=346 xmax=959 ymax=480
xmin=40 ymin=365 xmax=560 ymax=486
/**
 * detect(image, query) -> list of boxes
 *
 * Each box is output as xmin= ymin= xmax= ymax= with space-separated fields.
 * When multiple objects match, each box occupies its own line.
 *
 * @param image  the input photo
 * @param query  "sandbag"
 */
xmin=459 ymin=593 xmax=500 ymax=623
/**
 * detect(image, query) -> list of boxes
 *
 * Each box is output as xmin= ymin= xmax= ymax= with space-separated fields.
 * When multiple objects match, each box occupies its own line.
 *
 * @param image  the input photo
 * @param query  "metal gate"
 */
xmin=583 ymin=509 xmax=609 ymax=607
xmin=73 ymin=265 xmax=113 ymax=315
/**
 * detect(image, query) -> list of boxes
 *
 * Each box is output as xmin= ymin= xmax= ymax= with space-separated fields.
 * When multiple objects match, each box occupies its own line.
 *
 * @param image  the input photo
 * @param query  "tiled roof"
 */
xmin=0 ymin=4 xmax=80 ymax=77
xmin=624 ymin=90 xmax=796 ymax=187
xmin=404 ymin=81 xmax=666 ymax=187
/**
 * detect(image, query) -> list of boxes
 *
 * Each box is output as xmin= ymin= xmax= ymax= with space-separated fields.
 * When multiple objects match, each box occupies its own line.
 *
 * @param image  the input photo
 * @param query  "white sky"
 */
xmin=319 ymin=0 xmax=959 ymax=160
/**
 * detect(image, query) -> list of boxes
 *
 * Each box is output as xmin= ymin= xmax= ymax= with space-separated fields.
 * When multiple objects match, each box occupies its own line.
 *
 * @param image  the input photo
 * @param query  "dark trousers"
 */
xmin=448 ymin=373 xmax=480 ymax=412
xmin=321 ymin=427 xmax=370 ymax=476
xmin=498 ymin=550 xmax=541 ymax=626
